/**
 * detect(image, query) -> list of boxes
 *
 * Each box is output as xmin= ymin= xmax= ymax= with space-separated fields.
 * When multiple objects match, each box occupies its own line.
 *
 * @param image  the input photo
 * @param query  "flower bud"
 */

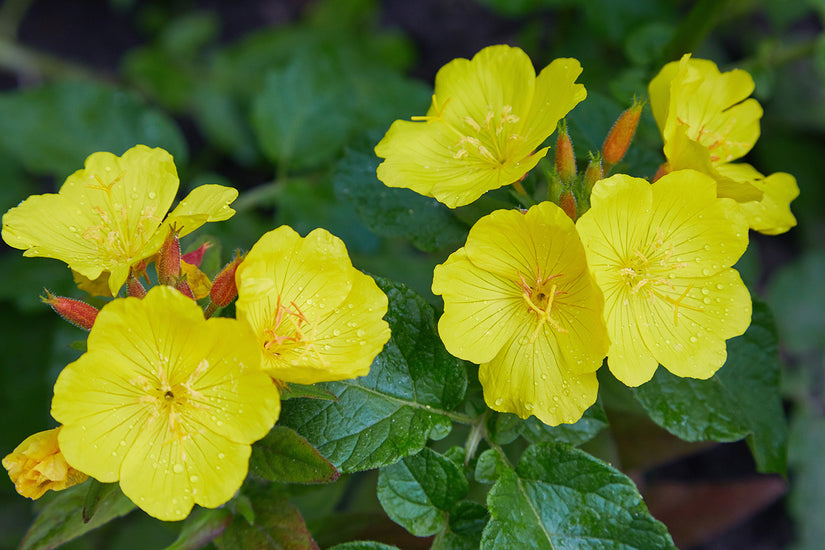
xmin=559 ymin=191 xmax=577 ymax=221
xmin=155 ymin=226 xmax=181 ymax=285
xmin=175 ymin=278 xmax=195 ymax=299
xmin=602 ymin=100 xmax=643 ymax=170
xmin=2 ymin=427 xmax=88 ymax=499
xmin=210 ymin=253 xmax=245 ymax=308
xmin=652 ymin=162 xmax=671 ymax=182
xmin=127 ymin=273 xmax=147 ymax=298
xmin=583 ymin=156 xmax=604 ymax=194
xmin=42 ymin=290 xmax=98 ymax=330
xmin=555 ymin=122 xmax=576 ymax=184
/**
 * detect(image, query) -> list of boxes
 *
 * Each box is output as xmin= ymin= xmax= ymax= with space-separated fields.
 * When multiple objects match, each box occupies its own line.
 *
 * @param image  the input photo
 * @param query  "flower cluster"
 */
xmin=377 ymin=45 xmax=790 ymax=425
xmin=2 ymin=145 xmax=391 ymax=521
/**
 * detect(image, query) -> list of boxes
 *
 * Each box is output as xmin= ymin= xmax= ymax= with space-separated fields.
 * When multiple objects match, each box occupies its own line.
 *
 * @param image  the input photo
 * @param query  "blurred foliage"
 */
xmin=0 ymin=0 xmax=823 ymax=548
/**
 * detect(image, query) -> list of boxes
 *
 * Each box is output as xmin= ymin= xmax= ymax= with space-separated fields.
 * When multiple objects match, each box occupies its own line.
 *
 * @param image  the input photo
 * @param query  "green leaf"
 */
xmin=164 ymin=508 xmax=233 ymax=550
xmin=482 ymin=443 xmax=676 ymax=550
xmin=81 ymin=479 xmax=114 ymax=523
xmin=279 ymin=278 xmax=468 ymax=473
xmin=521 ymin=401 xmax=609 ymax=446
xmin=633 ymin=299 xmax=788 ymax=473
xmin=252 ymin=55 xmax=354 ymax=172
xmin=327 ymin=542 xmax=401 ymax=550
xmin=474 ymin=449 xmax=506 ymax=484
xmin=0 ymin=80 xmax=187 ymax=178
xmin=333 ymin=142 xmax=469 ymax=252
xmin=787 ymin=408 xmax=825 ymax=550
xmin=432 ymin=501 xmax=489 ymax=550
xmin=20 ymin=480 xmax=135 ymax=550
xmin=377 ymin=447 xmax=469 ymax=536
xmin=281 ymin=383 xmax=339 ymax=401
xmin=216 ymin=489 xmax=318 ymax=550
xmin=767 ymin=251 xmax=825 ymax=354
xmin=250 ymin=426 xmax=340 ymax=484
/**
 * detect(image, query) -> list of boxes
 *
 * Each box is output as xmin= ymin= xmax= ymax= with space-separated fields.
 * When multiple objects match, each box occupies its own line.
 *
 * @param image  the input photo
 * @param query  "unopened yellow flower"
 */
xmin=2 ymin=145 xmax=238 ymax=295
xmin=375 ymin=44 xmax=586 ymax=208
xmin=235 ymin=226 xmax=390 ymax=384
xmin=3 ymin=427 xmax=88 ymax=499
xmin=51 ymin=286 xmax=279 ymax=521
xmin=576 ymin=171 xmax=752 ymax=387
xmin=432 ymin=202 xmax=608 ymax=426
xmin=648 ymin=54 xmax=798 ymax=234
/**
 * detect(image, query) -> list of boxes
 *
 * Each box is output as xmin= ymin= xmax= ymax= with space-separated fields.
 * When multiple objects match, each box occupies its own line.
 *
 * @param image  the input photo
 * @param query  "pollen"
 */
xmin=517 ymin=268 xmax=567 ymax=341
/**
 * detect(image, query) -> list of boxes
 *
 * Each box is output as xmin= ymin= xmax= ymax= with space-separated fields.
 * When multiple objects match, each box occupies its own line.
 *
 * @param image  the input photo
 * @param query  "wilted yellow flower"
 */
xmin=432 ymin=202 xmax=609 ymax=426
xmin=375 ymin=44 xmax=586 ymax=208
xmin=2 ymin=145 xmax=238 ymax=295
xmin=576 ymin=171 xmax=752 ymax=386
xmin=648 ymin=54 xmax=798 ymax=234
xmin=3 ymin=427 xmax=88 ymax=499
xmin=51 ymin=286 xmax=279 ymax=521
xmin=235 ymin=226 xmax=390 ymax=385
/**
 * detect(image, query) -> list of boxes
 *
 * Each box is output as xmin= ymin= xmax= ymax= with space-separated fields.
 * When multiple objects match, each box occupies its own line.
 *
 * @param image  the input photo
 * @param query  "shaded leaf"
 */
xmin=21 ymin=480 xmax=135 ymax=550
xmin=327 ymin=542 xmax=401 ymax=550
xmin=164 ymin=508 xmax=233 ymax=550
xmin=250 ymin=426 xmax=340 ymax=484
xmin=279 ymin=278 xmax=467 ymax=473
xmin=333 ymin=142 xmax=468 ymax=252
xmin=482 ymin=442 xmax=676 ymax=549
xmin=634 ymin=299 xmax=788 ymax=474
xmin=216 ymin=490 xmax=317 ymax=550
xmin=0 ymin=80 xmax=187 ymax=178
xmin=377 ymin=448 xmax=469 ymax=536
xmin=281 ymin=383 xmax=339 ymax=402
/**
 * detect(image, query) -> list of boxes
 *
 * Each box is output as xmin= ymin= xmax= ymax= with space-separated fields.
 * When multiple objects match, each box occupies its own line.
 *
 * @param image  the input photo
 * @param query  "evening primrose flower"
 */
xmin=375 ymin=44 xmax=586 ymax=208
xmin=576 ymin=171 xmax=751 ymax=387
xmin=51 ymin=286 xmax=279 ymax=521
xmin=3 ymin=427 xmax=88 ymax=499
xmin=235 ymin=226 xmax=390 ymax=385
xmin=2 ymin=145 xmax=238 ymax=295
xmin=432 ymin=202 xmax=609 ymax=426
xmin=648 ymin=54 xmax=798 ymax=234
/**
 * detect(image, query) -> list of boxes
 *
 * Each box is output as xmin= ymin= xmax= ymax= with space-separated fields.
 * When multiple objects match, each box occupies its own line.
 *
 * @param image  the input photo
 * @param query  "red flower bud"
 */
xmin=41 ymin=290 xmax=98 ymax=330
xmin=127 ymin=274 xmax=147 ymax=298
xmin=602 ymin=101 xmax=644 ymax=170
xmin=210 ymin=253 xmax=245 ymax=308
xmin=155 ymin=227 xmax=181 ymax=285
xmin=175 ymin=278 xmax=195 ymax=299
xmin=555 ymin=123 xmax=577 ymax=184
xmin=558 ymin=191 xmax=577 ymax=221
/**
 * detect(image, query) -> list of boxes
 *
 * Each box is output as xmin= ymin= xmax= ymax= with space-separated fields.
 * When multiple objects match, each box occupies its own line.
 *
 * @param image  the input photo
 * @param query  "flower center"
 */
xmin=617 ymin=227 xmax=699 ymax=326
xmin=131 ymin=358 xmax=210 ymax=459
xmin=261 ymin=296 xmax=323 ymax=365
xmin=517 ymin=268 xmax=567 ymax=341
xmin=412 ymin=95 xmax=523 ymax=165
xmin=81 ymin=171 xmax=162 ymax=262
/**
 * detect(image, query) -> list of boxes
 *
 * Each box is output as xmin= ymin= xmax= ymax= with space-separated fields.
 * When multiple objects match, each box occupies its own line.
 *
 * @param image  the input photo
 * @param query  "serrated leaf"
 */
xmin=163 ymin=508 xmax=232 ymax=550
xmin=216 ymin=490 xmax=318 ymax=550
xmin=252 ymin=55 xmax=354 ymax=172
xmin=482 ymin=442 xmax=676 ymax=550
xmin=250 ymin=426 xmax=340 ymax=484
xmin=521 ymin=400 xmax=609 ymax=446
xmin=377 ymin=447 xmax=469 ymax=536
xmin=633 ymin=299 xmax=787 ymax=473
xmin=20 ymin=480 xmax=135 ymax=550
xmin=279 ymin=278 xmax=468 ymax=473
xmin=333 ymin=143 xmax=468 ymax=252
xmin=0 ymin=80 xmax=187 ymax=178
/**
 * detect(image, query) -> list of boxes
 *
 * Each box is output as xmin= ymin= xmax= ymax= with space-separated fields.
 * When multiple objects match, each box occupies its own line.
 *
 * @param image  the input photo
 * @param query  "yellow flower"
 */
xmin=235 ymin=226 xmax=391 ymax=384
xmin=432 ymin=202 xmax=608 ymax=426
xmin=3 ymin=427 xmax=88 ymax=499
xmin=576 ymin=171 xmax=752 ymax=387
xmin=648 ymin=54 xmax=798 ymax=234
xmin=2 ymin=145 xmax=239 ymax=295
xmin=375 ymin=44 xmax=586 ymax=208
xmin=51 ymin=286 xmax=279 ymax=521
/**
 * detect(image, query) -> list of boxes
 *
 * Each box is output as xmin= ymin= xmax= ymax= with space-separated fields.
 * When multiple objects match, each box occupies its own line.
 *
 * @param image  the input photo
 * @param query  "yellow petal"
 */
xmin=520 ymin=58 xmax=586 ymax=152
xmin=180 ymin=260 xmax=212 ymax=299
xmin=716 ymin=164 xmax=799 ymax=235
xmin=164 ymin=184 xmax=239 ymax=238
xmin=479 ymin=321 xmax=599 ymax=426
